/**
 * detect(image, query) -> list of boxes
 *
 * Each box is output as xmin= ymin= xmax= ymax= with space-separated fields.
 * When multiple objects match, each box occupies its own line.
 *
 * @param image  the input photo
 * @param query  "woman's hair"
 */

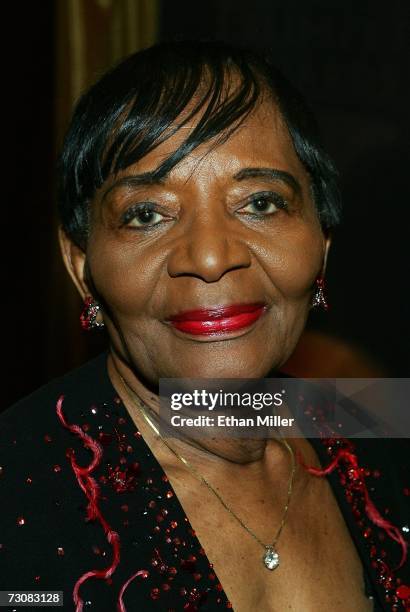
xmin=58 ymin=40 xmax=341 ymax=248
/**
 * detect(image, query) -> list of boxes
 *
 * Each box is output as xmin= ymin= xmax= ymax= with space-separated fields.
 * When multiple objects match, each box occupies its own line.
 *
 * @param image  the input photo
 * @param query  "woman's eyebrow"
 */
xmin=102 ymin=167 xmax=301 ymax=201
xmin=233 ymin=167 xmax=302 ymax=194
xmin=102 ymin=172 xmax=164 ymax=201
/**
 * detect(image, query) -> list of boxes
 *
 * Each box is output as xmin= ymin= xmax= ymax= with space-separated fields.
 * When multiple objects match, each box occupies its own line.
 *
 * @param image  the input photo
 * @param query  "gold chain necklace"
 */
xmin=118 ymin=374 xmax=297 ymax=571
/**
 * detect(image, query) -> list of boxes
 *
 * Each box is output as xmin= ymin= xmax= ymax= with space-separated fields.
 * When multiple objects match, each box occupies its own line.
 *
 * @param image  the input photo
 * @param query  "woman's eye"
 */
xmin=122 ymin=204 xmax=166 ymax=229
xmin=239 ymin=192 xmax=288 ymax=216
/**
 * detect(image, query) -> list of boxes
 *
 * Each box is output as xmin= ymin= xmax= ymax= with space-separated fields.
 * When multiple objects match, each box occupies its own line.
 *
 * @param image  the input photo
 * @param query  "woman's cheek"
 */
xmin=262 ymin=235 xmax=323 ymax=299
xmin=87 ymin=240 xmax=156 ymax=312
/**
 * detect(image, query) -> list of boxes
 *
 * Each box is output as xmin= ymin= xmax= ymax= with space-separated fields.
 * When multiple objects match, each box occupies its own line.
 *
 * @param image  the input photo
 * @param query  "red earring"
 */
xmin=80 ymin=296 xmax=105 ymax=330
xmin=311 ymin=276 xmax=329 ymax=311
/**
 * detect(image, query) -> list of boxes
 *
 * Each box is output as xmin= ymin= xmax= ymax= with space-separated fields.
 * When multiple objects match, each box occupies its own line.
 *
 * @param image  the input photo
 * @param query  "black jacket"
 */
xmin=0 ymin=353 xmax=409 ymax=611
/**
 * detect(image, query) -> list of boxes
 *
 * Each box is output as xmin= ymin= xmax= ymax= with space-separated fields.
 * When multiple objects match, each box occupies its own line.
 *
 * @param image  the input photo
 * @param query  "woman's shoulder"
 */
xmin=0 ymin=352 xmax=114 ymax=477
xmin=1 ymin=352 xmax=111 ymax=429
xmin=0 ymin=352 xmax=121 ymax=599
xmin=0 ymin=350 xmax=116 ymax=525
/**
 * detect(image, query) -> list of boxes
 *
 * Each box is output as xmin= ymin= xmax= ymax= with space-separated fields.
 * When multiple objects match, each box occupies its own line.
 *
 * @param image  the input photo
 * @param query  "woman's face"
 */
xmin=67 ymin=99 xmax=328 ymax=383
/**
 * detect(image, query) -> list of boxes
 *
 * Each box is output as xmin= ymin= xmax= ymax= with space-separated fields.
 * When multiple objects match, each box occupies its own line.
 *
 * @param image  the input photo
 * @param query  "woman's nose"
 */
xmin=166 ymin=214 xmax=251 ymax=283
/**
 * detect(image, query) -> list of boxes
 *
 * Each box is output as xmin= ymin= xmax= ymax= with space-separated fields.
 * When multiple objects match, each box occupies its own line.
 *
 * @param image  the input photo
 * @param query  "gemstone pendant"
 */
xmin=263 ymin=546 xmax=279 ymax=570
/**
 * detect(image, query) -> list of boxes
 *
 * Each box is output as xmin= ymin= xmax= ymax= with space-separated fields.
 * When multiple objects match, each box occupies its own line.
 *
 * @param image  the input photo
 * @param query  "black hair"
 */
xmin=58 ymin=40 xmax=341 ymax=248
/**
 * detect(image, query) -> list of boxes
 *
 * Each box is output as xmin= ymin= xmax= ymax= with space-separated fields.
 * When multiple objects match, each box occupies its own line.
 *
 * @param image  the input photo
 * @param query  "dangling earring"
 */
xmin=311 ymin=276 xmax=329 ymax=311
xmin=80 ymin=296 xmax=105 ymax=330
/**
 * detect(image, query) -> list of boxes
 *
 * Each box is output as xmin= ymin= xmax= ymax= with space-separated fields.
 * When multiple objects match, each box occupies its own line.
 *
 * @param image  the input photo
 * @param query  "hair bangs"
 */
xmin=101 ymin=53 xmax=262 ymax=186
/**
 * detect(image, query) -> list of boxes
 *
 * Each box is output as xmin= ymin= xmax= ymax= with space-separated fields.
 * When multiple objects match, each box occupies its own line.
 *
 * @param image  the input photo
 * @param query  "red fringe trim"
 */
xmin=117 ymin=570 xmax=150 ymax=612
xmin=56 ymin=396 xmax=121 ymax=612
xmin=297 ymin=445 xmax=408 ymax=570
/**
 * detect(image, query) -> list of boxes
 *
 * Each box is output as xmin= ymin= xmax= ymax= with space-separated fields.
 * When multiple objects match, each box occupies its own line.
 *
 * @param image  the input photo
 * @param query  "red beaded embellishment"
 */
xmin=299 ymin=437 xmax=409 ymax=610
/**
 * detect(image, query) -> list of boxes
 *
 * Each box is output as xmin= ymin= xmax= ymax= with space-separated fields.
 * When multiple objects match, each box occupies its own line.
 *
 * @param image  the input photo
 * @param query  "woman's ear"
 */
xmin=322 ymin=231 xmax=332 ymax=275
xmin=58 ymin=227 xmax=90 ymax=299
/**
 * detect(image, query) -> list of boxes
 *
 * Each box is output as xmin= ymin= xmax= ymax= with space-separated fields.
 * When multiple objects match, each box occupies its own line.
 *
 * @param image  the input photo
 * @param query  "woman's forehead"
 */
xmin=105 ymin=100 xmax=303 ymax=187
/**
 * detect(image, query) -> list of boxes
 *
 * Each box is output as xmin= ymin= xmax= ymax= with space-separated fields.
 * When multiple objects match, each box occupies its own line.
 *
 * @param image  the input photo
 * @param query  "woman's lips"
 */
xmin=166 ymin=303 xmax=268 ymax=336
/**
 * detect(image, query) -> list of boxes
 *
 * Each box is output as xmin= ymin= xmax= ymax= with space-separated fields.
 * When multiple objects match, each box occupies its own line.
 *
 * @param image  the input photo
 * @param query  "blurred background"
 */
xmin=3 ymin=0 xmax=409 ymax=409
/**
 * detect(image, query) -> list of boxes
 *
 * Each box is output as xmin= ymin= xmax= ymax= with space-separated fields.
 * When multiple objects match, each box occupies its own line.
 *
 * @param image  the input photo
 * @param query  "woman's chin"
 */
xmin=158 ymin=359 xmax=280 ymax=380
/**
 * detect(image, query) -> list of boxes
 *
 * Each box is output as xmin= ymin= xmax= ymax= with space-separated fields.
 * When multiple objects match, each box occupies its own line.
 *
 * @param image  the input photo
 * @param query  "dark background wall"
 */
xmin=3 ymin=0 xmax=409 ymax=409
xmin=3 ymin=2 xmax=55 ymax=408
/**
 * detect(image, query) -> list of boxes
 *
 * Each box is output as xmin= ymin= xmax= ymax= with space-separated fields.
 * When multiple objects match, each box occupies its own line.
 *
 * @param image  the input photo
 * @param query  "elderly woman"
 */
xmin=1 ymin=41 xmax=409 ymax=612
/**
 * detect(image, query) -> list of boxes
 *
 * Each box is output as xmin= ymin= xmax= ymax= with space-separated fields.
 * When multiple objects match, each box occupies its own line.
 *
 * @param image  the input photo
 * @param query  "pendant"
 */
xmin=263 ymin=546 xmax=279 ymax=570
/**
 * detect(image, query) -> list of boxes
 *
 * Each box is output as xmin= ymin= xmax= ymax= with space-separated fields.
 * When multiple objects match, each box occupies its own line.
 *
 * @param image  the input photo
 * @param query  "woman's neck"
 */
xmin=108 ymin=352 xmax=283 ymax=464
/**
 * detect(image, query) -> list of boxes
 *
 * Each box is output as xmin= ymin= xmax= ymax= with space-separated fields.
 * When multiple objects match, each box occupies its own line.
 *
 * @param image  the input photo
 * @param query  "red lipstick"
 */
xmin=166 ymin=303 xmax=267 ymax=336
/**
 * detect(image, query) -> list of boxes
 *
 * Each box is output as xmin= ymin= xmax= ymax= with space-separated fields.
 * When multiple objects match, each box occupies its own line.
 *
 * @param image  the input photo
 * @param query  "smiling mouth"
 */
xmin=165 ymin=303 xmax=268 ymax=336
